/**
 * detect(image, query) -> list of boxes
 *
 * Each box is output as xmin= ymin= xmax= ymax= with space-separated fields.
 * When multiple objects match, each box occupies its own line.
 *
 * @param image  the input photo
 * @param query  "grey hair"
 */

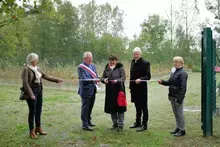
xmin=133 ymin=47 xmax=142 ymax=53
xmin=83 ymin=51 xmax=92 ymax=58
xmin=26 ymin=53 xmax=38 ymax=64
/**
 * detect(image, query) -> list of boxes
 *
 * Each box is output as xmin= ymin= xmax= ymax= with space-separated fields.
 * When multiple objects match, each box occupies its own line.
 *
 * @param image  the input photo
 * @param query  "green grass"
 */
xmin=1 ymin=73 xmax=220 ymax=147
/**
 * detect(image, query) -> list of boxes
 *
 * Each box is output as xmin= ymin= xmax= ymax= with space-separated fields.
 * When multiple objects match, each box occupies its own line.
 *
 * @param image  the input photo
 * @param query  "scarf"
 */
xmin=27 ymin=64 xmax=42 ymax=83
xmin=171 ymin=67 xmax=176 ymax=73
xmin=171 ymin=66 xmax=183 ymax=74
xmin=109 ymin=65 xmax=115 ymax=70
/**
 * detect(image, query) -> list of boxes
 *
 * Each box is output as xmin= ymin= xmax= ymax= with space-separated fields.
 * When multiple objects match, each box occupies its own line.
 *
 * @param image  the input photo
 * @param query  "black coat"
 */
xmin=129 ymin=58 xmax=151 ymax=105
xmin=161 ymin=67 xmax=188 ymax=104
xmin=101 ymin=63 xmax=127 ymax=114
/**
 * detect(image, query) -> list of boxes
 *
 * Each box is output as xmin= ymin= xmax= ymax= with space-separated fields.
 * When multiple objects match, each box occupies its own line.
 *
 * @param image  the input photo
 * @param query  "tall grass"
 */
xmin=0 ymin=60 xmax=191 ymax=80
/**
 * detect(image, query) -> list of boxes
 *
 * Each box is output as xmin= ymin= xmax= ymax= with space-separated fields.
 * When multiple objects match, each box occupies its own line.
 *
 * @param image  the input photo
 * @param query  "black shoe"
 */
xmin=170 ymin=128 xmax=180 ymax=134
xmin=136 ymin=125 xmax=147 ymax=132
xmin=110 ymin=124 xmax=118 ymax=130
xmin=88 ymin=122 xmax=96 ymax=127
xmin=174 ymin=130 xmax=186 ymax=137
xmin=82 ymin=127 xmax=93 ymax=131
xmin=130 ymin=122 xmax=141 ymax=129
xmin=117 ymin=126 xmax=123 ymax=132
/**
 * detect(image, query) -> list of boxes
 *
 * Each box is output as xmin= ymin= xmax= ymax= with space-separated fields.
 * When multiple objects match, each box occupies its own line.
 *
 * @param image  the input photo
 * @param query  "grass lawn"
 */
xmin=0 ymin=73 xmax=220 ymax=147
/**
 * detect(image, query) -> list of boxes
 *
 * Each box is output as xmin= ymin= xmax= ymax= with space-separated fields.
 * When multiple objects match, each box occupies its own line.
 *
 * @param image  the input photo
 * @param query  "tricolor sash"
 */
xmin=79 ymin=64 xmax=100 ymax=90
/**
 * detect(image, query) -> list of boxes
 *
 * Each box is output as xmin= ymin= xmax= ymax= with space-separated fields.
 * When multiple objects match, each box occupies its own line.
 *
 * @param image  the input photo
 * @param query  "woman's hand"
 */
xmin=104 ymin=78 xmax=108 ymax=83
xmin=158 ymin=80 xmax=162 ymax=84
xmin=112 ymin=79 xmax=117 ymax=83
xmin=58 ymin=79 xmax=63 ymax=83
xmin=94 ymin=78 xmax=100 ymax=82
xmin=135 ymin=79 xmax=141 ymax=84
xmin=31 ymin=96 xmax=35 ymax=100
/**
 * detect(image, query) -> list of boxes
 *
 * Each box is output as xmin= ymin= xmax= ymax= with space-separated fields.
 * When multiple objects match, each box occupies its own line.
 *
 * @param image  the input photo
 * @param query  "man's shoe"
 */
xmin=117 ymin=126 xmax=123 ymax=132
xmin=88 ymin=122 xmax=96 ymax=127
xmin=136 ymin=125 xmax=147 ymax=132
xmin=130 ymin=122 xmax=141 ymax=129
xmin=174 ymin=130 xmax=186 ymax=137
xmin=110 ymin=124 xmax=118 ymax=130
xmin=170 ymin=128 xmax=180 ymax=134
xmin=82 ymin=127 xmax=93 ymax=131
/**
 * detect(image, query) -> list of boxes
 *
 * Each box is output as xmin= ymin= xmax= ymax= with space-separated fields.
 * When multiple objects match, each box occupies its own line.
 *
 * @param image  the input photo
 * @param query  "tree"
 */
xmin=97 ymin=34 xmax=126 ymax=61
xmin=98 ymin=4 xmax=124 ymax=37
xmin=165 ymin=0 xmax=180 ymax=56
xmin=78 ymin=0 xmax=124 ymax=37
xmin=180 ymin=0 xmax=199 ymax=40
xmin=139 ymin=14 xmax=168 ymax=63
xmin=206 ymin=0 xmax=220 ymax=48
xmin=174 ymin=24 xmax=198 ymax=67
xmin=56 ymin=1 xmax=80 ymax=64
xmin=206 ymin=0 xmax=220 ymax=19
xmin=77 ymin=0 xmax=126 ymax=63
xmin=78 ymin=0 xmax=99 ymax=34
xmin=0 ymin=0 xmax=128 ymax=67
xmin=0 ymin=0 xmax=38 ymax=29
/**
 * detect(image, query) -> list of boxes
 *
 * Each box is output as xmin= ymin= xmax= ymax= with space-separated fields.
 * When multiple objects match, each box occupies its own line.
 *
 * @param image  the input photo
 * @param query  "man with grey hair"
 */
xmin=77 ymin=51 xmax=99 ymax=131
xmin=129 ymin=47 xmax=151 ymax=132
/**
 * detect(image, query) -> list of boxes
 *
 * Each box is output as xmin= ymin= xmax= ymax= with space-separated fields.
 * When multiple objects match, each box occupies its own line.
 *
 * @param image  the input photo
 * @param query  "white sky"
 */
xmin=70 ymin=0 xmax=215 ymax=38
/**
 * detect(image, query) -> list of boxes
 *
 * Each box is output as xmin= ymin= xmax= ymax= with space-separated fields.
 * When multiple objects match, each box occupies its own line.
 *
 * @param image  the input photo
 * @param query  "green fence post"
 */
xmin=202 ymin=27 xmax=213 ymax=137
xmin=201 ymin=31 xmax=205 ymax=131
xmin=212 ymin=40 xmax=216 ymax=114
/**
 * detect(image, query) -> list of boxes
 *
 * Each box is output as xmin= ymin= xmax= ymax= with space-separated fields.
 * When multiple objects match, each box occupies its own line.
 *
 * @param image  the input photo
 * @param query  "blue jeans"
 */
xmin=26 ymin=86 xmax=42 ymax=131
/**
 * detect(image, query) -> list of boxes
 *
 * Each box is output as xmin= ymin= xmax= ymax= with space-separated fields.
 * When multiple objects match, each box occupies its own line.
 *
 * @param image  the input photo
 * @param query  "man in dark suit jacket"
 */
xmin=77 ymin=51 xmax=99 ymax=131
xmin=129 ymin=47 xmax=151 ymax=132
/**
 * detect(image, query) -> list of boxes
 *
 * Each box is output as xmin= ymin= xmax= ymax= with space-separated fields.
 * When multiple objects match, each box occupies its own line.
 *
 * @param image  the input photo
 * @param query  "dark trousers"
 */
xmin=135 ymin=102 xmax=148 ymax=125
xmin=81 ymin=92 xmax=96 ymax=128
xmin=26 ymin=87 xmax=42 ymax=131
xmin=111 ymin=112 xmax=124 ymax=127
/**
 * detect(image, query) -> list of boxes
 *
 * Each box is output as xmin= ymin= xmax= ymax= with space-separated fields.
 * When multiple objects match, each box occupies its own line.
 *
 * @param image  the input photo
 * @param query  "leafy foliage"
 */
xmin=0 ymin=0 xmax=201 ymax=71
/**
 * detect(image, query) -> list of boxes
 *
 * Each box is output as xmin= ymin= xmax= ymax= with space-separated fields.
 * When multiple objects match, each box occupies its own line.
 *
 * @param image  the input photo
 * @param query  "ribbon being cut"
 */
xmin=79 ymin=63 xmax=101 ymax=91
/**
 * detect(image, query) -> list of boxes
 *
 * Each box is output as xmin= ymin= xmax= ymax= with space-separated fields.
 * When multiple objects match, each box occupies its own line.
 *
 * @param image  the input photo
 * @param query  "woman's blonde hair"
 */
xmin=173 ymin=56 xmax=184 ymax=65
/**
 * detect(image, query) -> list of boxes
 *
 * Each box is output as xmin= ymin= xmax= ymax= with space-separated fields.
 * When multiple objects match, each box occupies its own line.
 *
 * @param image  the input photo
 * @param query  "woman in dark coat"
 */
xmin=101 ymin=54 xmax=126 ymax=132
xmin=21 ymin=53 xmax=62 ymax=139
xmin=158 ymin=56 xmax=188 ymax=137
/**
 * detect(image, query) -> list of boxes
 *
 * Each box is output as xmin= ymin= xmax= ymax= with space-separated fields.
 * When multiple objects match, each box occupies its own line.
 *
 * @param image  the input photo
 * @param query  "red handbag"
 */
xmin=117 ymin=91 xmax=127 ymax=107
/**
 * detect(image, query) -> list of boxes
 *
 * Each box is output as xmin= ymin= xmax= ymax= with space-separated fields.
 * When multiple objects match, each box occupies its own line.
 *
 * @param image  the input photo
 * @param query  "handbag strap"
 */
xmin=119 ymin=80 xmax=124 ymax=91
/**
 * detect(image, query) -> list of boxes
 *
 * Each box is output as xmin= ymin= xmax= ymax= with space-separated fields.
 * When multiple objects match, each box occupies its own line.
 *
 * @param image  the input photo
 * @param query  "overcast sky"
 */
xmin=70 ymin=0 xmax=215 ymax=38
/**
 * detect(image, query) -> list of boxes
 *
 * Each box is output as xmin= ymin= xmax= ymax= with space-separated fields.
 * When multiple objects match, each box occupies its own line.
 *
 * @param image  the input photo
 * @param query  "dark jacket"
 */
xmin=21 ymin=65 xmax=60 ymax=99
xmin=77 ymin=62 xmax=98 ymax=98
xmin=101 ymin=63 xmax=127 ymax=114
xmin=129 ymin=57 xmax=151 ymax=104
xmin=161 ymin=67 xmax=188 ymax=104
